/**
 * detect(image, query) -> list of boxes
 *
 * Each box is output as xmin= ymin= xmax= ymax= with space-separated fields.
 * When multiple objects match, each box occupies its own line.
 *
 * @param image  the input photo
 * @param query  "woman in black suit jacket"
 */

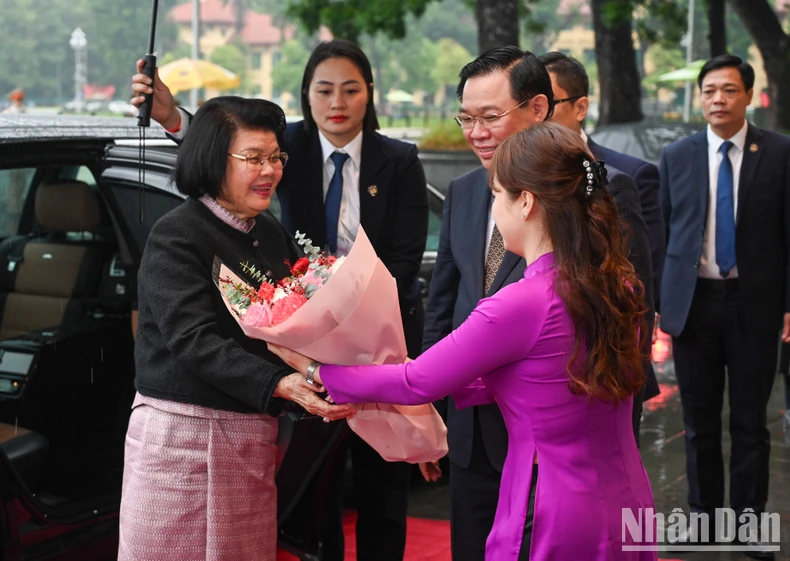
xmin=276 ymin=40 xmax=428 ymax=561
xmin=130 ymin=40 xmax=428 ymax=560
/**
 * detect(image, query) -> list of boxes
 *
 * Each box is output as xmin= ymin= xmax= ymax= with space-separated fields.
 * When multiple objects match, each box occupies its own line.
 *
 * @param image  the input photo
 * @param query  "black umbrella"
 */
xmin=137 ymin=0 xmax=159 ymax=223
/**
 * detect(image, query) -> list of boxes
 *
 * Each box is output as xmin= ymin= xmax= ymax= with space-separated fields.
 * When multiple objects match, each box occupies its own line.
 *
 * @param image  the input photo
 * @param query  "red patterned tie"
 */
xmin=484 ymin=225 xmax=505 ymax=294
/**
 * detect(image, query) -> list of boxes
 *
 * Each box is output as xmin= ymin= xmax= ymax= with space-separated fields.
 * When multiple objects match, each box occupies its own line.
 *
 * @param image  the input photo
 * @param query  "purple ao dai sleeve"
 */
xmin=319 ymin=278 xmax=551 ymax=406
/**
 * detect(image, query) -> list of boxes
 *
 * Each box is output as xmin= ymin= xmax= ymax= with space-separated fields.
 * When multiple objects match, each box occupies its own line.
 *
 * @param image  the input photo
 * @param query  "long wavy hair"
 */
xmin=490 ymin=122 xmax=648 ymax=402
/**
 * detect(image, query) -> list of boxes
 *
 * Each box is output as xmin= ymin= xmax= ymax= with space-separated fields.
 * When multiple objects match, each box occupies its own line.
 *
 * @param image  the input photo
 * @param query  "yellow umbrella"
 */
xmin=158 ymin=57 xmax=241 ymax=94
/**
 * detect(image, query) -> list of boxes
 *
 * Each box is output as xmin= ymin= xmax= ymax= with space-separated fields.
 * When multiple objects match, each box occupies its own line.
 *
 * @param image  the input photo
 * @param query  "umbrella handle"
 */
xmin=137 ymin=54 xmax=157 ymax=128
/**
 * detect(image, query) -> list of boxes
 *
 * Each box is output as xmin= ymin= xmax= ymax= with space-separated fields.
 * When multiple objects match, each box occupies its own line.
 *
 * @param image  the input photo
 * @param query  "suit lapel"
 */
xmin=303 ymin=129 xmax=328 ymax=246
xmin=736 ymin=124 xmax=764 ymax=225
xmin=691 ymin=131 xmax=709 ymax=221
xmin=468 ymin=170 xmax=491 ymax=299
xmin=358 ymin=132 xmax=392 ymax=244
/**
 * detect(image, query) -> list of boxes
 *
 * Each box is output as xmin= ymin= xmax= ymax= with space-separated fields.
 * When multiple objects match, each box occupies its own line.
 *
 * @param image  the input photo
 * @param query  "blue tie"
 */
xmin=716 ymin=140 xmax=736 ymax=277
xmin=325 ymin=152 xmax=349 ymax=253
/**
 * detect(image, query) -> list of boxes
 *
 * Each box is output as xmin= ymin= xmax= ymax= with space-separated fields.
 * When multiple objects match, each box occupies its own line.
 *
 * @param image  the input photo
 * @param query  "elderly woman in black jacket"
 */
xmin=118 ymin=96 xmax=353 ymax=561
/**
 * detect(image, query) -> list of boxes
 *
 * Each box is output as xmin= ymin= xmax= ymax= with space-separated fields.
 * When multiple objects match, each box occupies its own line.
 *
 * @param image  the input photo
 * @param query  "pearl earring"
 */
xmin=521 ymin=213 xmax=526 ymax=219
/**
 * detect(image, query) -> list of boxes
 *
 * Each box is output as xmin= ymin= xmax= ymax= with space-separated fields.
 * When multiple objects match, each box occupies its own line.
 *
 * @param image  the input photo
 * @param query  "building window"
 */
xmin=272 ymin=51 xmax=282 ymax=67
xmin=251 ymin=52 xmax=262 ymax=69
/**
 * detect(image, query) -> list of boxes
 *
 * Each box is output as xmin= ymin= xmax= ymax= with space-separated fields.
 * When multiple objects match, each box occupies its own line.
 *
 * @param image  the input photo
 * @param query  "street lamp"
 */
xmin=69 ymin=28 xmax=87 ymax=113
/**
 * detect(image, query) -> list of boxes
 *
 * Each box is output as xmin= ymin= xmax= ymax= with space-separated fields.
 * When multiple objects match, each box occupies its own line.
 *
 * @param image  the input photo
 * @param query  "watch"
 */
xmin=305 ymin=361 xmax=321 ymax=385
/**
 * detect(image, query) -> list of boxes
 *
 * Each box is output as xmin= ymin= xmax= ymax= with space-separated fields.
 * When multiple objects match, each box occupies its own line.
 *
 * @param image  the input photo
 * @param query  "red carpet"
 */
xmin=277 ymin=513 xmax=452 ymax=561
xmin=276 ymin=513 xmax=682 ymax=561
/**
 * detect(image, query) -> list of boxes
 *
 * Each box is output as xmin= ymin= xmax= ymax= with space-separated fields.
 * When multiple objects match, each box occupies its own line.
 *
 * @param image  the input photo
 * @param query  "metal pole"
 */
xmin=190 ymin=0 xmax=200 ymax=110
xmin=683 ymin=0 xmax=695 ymax=123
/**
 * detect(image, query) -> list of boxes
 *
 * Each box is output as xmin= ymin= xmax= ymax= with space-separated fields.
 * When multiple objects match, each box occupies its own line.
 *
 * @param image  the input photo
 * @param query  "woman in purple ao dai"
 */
xmin=272 ymin=122 xmax=658 ymax=561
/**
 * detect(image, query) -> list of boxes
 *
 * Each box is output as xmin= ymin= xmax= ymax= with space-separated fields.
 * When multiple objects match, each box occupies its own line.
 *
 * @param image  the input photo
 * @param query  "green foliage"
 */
xmin=432 ymin=38 xmax=474 ymax=87
xmin=419 ymin=119 xmax=468 ymax=150
xmin=399 ymin=38 xmax=440 ymax=93
xmin=286 ymin=0 xmax=439 ymax=43
xmin=160 ymin=45 xmax=192 ymax=67
xmin=83 ymin=0 xmax=180 ymax=99
xmin=210 ymin=44 xmax=249 ymax=92
xmin=271 ymin=39 xmax=312 ymax=99
xmin=521 ymin=0 xmax=581 ymax=55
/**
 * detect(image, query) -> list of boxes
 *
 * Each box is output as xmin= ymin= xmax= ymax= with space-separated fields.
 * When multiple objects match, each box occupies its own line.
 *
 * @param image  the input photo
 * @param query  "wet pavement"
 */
xmin=408 ymin=348 xmax=790 ymax=560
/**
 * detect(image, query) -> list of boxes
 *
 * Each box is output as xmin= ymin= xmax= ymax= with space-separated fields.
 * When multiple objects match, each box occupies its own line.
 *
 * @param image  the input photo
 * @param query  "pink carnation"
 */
xmin=241 ymin=302 xmax=273 ymax=327
xmin=270 ymin=292 xmax=308 ymax=326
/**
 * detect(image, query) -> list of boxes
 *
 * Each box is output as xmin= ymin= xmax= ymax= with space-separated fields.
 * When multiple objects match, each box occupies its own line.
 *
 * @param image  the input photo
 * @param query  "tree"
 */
xmin=271 ymin=39 xmax=311 ymax=99
xmin=706 ymin=0 xmax=726 ymax=56
xmin=413 ymin=0 xmax=477 ymax=55
xmin=285 ymin=0 xmax=437 ymax=43
xmin=83 ymin=0 xmax=180 ymax=97
xmin=728 ymin=0 xmax=790 ymax=132
xmin=209 ymin=44 xmax=248 ymax=93
xmin=398 ymin=38 xmax=441 ymax=95
xmin=591 ymin=0 xmax=644 ymax=124
xmin=223 ymin=0 xmax=249 ymax=35
xmin=432 ymin=37 xmax=474 ymax=105
xmin=476 ymin=0 xmax=519 ymax=53
xmin=520 ymin=0 xmax=577 ymax=56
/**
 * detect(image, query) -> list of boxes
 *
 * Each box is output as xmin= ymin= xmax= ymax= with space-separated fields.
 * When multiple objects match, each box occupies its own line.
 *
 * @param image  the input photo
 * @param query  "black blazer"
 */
xmin=588 ymin=137 xmax=666 ymax=303
xmin=659 ymin=124 xmax=790 ymax=337
xmin=277 ymin=122 xmax=429 ymax=357
xmin=422 ymin=165 xmax=657 ymax=471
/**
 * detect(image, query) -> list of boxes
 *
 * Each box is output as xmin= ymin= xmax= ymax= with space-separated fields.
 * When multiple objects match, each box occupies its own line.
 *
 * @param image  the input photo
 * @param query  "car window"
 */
xmin=0 ymin=168 xmax=35 ymax=237
xmin=426 ymin=187 xmax=444 ymax=253
xmin=108 ymin=181 xmax=184 ymax=254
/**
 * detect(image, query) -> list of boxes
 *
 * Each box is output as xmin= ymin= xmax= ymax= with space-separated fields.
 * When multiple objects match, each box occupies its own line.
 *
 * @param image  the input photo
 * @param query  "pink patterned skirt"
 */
xmin=118 ymin=393 xmax=279 ymax=561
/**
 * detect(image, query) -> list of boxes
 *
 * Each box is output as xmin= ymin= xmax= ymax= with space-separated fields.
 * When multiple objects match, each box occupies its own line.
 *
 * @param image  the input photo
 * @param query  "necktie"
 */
xmin=484 ymin=225 xmax=505 ymax=294
xmin=325 ymin=152 xmax=349 ymax=253
xmin=715 ymin=140 xmax=736 ymax=277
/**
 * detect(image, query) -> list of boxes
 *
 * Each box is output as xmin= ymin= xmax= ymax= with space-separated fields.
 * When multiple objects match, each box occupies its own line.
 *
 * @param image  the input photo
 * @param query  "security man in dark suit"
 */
xmin=538 ymin=52 xmax=664 ymax=442
xmin=422 ymin=46 xmax=653 ymax=561
xmin=659 ymin=54 xmax=790 ymax=560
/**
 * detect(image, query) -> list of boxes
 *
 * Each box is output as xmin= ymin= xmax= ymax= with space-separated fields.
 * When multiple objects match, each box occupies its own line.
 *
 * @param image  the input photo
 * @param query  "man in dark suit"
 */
xmin=538 ymin=51 xmax=663 ymax=440
xmin=538 ymin=52 xmax=665 ymax=300
xmin=659 ymin=54 xmax=790 ymax=560
xmin=423 ymin=46 xmax=653 ymax=561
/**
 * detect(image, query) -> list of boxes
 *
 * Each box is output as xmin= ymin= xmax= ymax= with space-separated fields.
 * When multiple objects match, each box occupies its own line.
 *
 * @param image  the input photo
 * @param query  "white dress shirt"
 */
xmin=318 ymin=130 xmax=363 ymax=256
xmin=698 ymin=120 xmax=748 ymax=279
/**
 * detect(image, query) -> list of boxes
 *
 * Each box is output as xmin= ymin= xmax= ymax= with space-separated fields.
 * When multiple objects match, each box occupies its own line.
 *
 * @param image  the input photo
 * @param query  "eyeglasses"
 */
xmin=554 ymin=95 xmax=584 ymax=105
xmin=453 ymin=98 xmax=531 ymax=130
xmin=228 ymin=152 xmax=289 ymax=170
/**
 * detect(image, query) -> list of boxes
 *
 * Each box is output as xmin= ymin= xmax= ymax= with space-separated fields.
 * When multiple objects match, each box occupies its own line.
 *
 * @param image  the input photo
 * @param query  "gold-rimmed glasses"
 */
xmin=453 ymin=98 xmax=531 ymax=130
xmin=228 ymin=152 xmax=289 ymax=170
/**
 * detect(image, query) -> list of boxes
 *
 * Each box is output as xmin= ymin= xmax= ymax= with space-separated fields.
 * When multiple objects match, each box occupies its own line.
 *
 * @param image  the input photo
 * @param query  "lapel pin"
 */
xmin=367 ymin=185 xmax=378 ymax=197
xmin=750 ymin=143 xmax=758 ymax=153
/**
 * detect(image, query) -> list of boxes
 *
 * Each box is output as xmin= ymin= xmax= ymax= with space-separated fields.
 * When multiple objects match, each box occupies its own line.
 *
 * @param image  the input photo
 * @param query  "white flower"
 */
xmin=272 ymin=287 xmax=288 ymax=302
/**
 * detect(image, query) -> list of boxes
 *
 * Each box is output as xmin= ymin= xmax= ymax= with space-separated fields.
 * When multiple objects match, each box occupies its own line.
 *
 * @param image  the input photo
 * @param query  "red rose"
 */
xmin=257 ymin=282 xmax=275 ymax=302
xmin=291 ymin=257 xmax=310 ymax=275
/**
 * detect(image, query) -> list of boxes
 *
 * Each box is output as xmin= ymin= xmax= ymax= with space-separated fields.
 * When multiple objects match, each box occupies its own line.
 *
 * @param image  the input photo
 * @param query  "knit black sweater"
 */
xmin=134 ymin=198 xmax=300 ymax=415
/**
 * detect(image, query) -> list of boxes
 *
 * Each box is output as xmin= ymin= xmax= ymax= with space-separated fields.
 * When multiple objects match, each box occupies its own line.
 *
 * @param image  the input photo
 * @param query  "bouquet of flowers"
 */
xmin=215 ymin=227 xmax=448 ymax=464
xmin=220 ymin=232 xmax=347 ymax=329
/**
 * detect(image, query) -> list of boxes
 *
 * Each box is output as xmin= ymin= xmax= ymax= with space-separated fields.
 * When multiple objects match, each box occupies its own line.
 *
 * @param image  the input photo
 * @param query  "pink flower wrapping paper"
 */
xmin=215 ymin=227 xmax=448 ymax=463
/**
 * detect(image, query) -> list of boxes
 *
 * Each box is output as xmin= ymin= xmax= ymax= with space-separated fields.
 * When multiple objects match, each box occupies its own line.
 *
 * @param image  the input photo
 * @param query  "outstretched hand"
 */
xmin=130 ymin=58 xmax=181 ymax=131
xmin=273 ymin=373 xmax=354 ymax=421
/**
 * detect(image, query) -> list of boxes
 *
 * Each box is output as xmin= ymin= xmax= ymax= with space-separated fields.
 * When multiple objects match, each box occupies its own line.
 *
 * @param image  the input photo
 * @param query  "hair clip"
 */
xmin=583 ymin=159 xmax=594 ymax=196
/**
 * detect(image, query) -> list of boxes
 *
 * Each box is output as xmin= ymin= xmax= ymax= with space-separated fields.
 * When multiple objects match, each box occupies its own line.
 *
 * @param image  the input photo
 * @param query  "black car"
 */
xmin=0 ymin=115 xmax=444 ymax=561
